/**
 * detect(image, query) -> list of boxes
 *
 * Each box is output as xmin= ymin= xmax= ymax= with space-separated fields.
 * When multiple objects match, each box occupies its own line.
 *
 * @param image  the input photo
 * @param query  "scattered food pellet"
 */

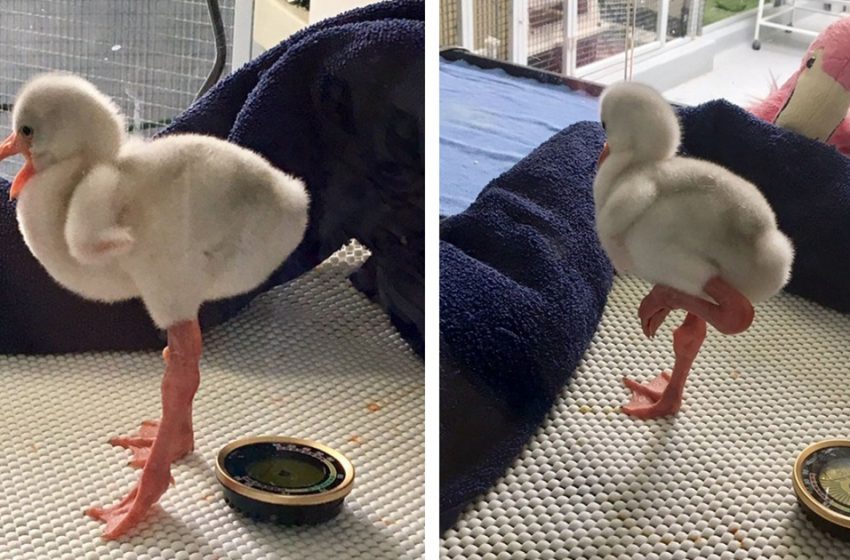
xmin=367 ymin=402 xmax=382 ymax=412
xmin=730 ymin=370 xmax=741 ymax=379
xmin=579 ymin=404 xmax=592 ymax=414
xmin=688 ymin=535 xmax=704 ymax=544
xmin=349 ymin=435 xmax=363 ymax=444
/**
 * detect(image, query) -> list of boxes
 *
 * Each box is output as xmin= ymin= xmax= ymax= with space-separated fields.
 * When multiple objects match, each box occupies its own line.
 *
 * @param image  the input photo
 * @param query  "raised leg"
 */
xmin=639 ymin=276 xmax=754 ymax=338
xmin=623 ymin=312 xmax=707 ymax=418
xmin=87 ymin=320 xmax=201 ymax=539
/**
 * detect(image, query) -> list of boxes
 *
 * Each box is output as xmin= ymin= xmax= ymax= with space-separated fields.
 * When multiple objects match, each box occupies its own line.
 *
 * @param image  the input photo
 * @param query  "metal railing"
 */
xmin=0 ymin=0 xmax=235 ymax=180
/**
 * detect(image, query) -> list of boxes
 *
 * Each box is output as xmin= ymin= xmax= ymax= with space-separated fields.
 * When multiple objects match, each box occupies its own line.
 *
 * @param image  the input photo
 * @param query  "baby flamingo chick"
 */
xmin=594 ymin=82 xmax=794 ymax=419
xmin=0 ymin=73 xmax=309 ymax=537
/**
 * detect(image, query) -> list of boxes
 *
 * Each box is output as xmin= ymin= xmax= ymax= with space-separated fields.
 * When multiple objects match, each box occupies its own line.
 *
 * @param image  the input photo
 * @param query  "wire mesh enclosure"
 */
xmin=441 ymin=0 xmax=461 ymax=45
xmin=0 ymin=0 xmax=234 ymax=180
xmin=441 ymin=0 xmax=698 ymax=74
xmin=472 ymin=0 xmax=511 ymax=60
xmin=528 ymin=0 xmax=664 ymax=74
xmin=441 ymin=0 xmax=512 ymax=58
xmin=594 ymin=0 xmax=661 ymax=59
xmin=526 ymin=0 xmax=564 ymax=69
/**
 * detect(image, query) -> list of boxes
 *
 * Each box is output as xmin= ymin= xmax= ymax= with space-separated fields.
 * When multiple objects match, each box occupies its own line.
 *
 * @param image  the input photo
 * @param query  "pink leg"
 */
xmin=623 ymin=276 xmax=754 ymax=419
xmin=107 ymin=348 xmax=193 ymax=469
xmin=623 ymin=312 xmax=706 ymax=418
xmin=87 ymin=320 xmax=201 ymax=539
xmin=639 ymin=276 xmax=754 ymax=338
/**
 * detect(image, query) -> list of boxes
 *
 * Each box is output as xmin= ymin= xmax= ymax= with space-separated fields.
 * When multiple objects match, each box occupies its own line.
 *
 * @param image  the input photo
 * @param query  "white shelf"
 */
xmin=753 ymin=0 xmax=849 ymax=47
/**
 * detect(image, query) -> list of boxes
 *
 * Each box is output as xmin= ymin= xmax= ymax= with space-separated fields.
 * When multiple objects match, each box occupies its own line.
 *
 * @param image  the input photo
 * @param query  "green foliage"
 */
xmin=703 ymin=0 xmax=759 ymax=25
xmin=716 ymin=0 xmax=750 ymax=11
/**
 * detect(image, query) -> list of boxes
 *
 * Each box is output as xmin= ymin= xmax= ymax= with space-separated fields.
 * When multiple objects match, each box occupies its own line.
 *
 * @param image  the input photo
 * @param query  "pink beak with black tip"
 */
xmin=0 ymin=131 xmax=35 ymax=200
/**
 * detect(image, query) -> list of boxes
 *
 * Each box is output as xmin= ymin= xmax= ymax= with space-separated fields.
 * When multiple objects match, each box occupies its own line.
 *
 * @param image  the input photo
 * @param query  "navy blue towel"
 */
xmin=440 ymin=121 xmax=614 ymax=530
xmin=0 ymin=0 xmax=424 ymax=355
xmin=677 ymin=100 xmax=850 ymax=315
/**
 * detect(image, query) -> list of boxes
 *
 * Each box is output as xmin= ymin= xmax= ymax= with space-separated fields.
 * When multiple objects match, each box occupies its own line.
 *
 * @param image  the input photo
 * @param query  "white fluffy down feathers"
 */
xmin=11 ymin=73 xmax=310 ymax=328
xmin=594 ymin=82 xmax=793 ymax=303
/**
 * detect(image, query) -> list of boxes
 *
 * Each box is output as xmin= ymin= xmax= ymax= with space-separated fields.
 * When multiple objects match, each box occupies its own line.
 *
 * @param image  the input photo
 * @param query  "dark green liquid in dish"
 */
xmin=820 ymin=458 xmax=850 ymax=507
xmin=247 ymin=452 xmax=327 ymax=489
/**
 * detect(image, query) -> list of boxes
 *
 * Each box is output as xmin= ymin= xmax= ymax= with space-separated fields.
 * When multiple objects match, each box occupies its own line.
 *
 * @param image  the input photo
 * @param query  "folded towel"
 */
xmin=678 ymin=100 xmax=850 ymax=315
xmin=0 ymin=0 xmax=424 ymax=355
xmin=440 ymin=121 xmax=614 ymax=530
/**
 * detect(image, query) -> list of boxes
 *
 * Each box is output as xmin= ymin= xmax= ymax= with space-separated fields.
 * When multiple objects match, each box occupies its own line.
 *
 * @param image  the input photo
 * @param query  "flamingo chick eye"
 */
xmin=806 ymin=57 xmax=815 ymax=69
xmin=20 ymin=125 xmax=33 ymax=137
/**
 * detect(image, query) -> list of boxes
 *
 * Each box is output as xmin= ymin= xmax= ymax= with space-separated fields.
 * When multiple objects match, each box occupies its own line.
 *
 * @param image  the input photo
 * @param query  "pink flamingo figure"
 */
xmin=750 ymin=17 xmax=850 ymax=156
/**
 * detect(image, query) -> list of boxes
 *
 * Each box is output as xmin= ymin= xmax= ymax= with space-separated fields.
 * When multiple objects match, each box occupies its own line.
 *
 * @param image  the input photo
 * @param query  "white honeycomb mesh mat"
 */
xmin=443 ymin=274 xmax=850 ymax=560
xmin=0 ymin=242 xmax=424 ymax=560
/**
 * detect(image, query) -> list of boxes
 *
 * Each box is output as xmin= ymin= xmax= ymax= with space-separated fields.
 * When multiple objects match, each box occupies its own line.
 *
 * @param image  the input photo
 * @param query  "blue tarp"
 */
xmin=440 ymin=59 xmax=600 ymax=216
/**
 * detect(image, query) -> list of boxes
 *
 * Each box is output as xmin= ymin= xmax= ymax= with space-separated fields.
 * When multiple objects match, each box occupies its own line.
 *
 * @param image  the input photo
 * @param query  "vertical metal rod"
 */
xmin=563 ymin=0 xmax=578 ymax=75
xmin=753 ymin=0 xmax=764 ymax=45
xmin=461 ymin=0 xmax=475 ymax=49
xmin=629 ymin=0 xmax=637 ymax=77
xmin=196 ymin=0 xmax=227 ymax=100
xmin=562 ymin=0 xmax=570 ymax=74
xmin=688 ymin=0 xmax=702 ymax=37
xmin=232 ymin=0 xmax=255 ymax=69
xmin=511 ymin=0 xmax=529 ymax=64
xmin=624 ymin=0 xmax=633 ymax=80
xmin=658 ymin=0 xmax=670 ymax=45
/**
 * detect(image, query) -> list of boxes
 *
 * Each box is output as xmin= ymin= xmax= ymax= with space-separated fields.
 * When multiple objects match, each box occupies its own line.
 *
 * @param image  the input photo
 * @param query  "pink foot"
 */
xmin=88 ymin=320 xmax=202 ymax=539
xmin=87 ymin=419 xmax=190 ymax=538
xmin=638 ymin=285 xmax=678 ymax=338
xmin=622 ymin=371 xmax=682 ymax=418
xmin=639 ymin=301 xmax=671 ymax=338
xmin=110 ymin=419 xmax=193 ymax=468
xmin=624 ymin=279 xmax=754 ymax=420
xmin=639 ymin=278 xmax=753 ymax=337
xmin=86 ymin=469 xmax=170 ymax=539
xmin=622 ymin=312 xmax=708 ymax=420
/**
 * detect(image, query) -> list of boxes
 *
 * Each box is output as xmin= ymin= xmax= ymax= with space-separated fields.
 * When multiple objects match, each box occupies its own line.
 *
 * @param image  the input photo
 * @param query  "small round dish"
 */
xmin=215 ymin=436 xmax=354 ymax=525
xmin=792 ymin=439 xmax=850 ymax=541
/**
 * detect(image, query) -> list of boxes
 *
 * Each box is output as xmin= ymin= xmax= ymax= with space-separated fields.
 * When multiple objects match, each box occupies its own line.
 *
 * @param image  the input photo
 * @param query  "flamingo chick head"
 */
xmin=599 ymin=81 xmax=680 ymax=165
xmin=0 ymin=73 xmax=125 ymax=199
